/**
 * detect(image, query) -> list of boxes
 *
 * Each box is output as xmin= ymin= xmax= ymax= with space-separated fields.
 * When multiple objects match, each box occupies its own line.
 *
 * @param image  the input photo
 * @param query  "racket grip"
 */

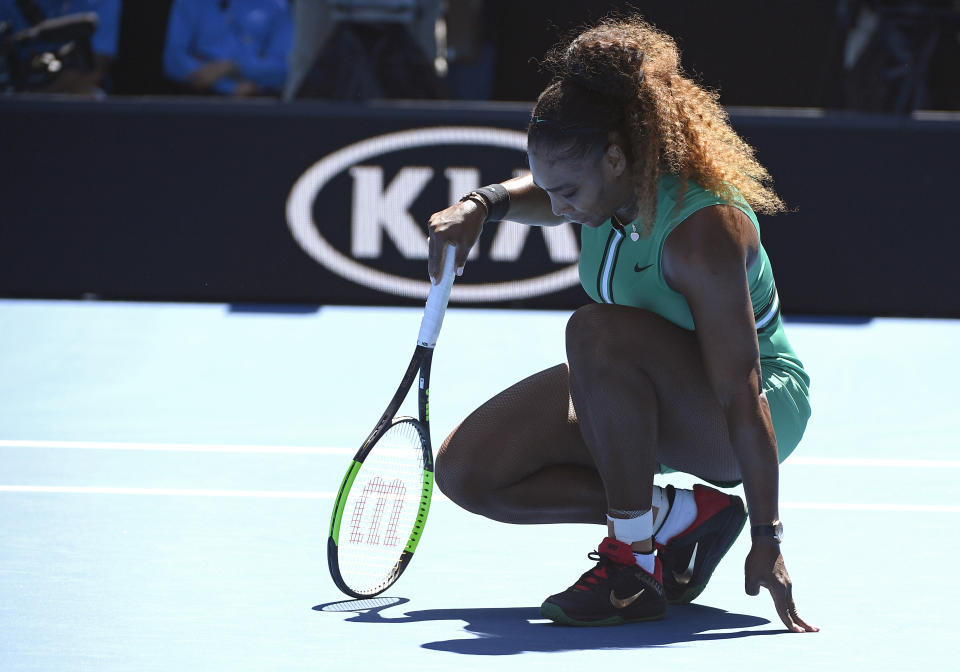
xmin=418 ymin=244 xmax=456 ymax=348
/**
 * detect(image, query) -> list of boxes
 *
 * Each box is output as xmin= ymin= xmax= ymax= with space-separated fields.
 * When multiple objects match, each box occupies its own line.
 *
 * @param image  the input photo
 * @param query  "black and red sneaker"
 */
xmin=540 ymin=537 xmax=667 ymax=626
xmin=656 ymin=484 xmax=747 ymax=604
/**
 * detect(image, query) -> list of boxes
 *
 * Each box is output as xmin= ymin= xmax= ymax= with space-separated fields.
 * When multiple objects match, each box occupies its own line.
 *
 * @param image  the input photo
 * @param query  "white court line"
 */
xmin=0 ymin=485 xmax=339 ymax=499
xmin=0 ymin=439 xmax=354 ymax=456
xmin=2 ymin=440 xmax=958 ymax=468
xmin=0 ymin=485 xmax=958 ymax=512
xmin=788 ymin=456 xmax=960 ymax=469
xmin=780 ymin=501 xmax=960 ymax=513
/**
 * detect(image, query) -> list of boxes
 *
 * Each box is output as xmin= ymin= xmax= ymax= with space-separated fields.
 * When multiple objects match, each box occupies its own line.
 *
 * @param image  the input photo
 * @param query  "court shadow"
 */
xmin=313 ymin=599 xmax=780 ymax=655
xmin=227 ymin=303 xmax=321 ymax=314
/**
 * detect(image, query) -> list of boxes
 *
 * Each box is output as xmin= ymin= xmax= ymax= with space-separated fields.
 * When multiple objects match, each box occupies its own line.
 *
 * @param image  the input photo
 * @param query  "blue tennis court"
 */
xmin=1 ymin=298 xmax=956 ymax=670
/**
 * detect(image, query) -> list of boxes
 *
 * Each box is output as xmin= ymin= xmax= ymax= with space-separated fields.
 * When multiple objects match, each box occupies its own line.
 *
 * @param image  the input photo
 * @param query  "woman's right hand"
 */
xmin=745 ymin=539 xmax=818 ymax=633
xmin=427 ymin=198 xmax=487 ymax=283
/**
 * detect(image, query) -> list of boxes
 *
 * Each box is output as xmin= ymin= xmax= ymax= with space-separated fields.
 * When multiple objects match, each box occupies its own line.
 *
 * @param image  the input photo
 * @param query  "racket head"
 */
xmin=328 ymin=416 xmax=434 ymax=598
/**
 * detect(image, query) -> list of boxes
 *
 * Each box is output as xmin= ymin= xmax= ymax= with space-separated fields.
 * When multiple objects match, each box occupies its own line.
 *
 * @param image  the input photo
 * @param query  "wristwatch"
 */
xmin=750 ymin=521 xmax=783 ymax=543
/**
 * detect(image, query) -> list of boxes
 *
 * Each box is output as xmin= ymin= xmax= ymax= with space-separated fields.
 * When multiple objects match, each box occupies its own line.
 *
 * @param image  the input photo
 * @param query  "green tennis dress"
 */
xmin=578 ymin=173 xmax=811 ymax=467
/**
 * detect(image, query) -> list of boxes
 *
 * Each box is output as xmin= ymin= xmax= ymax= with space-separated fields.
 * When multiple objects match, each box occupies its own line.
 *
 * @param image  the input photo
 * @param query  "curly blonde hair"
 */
xmin=528 ymin=15 xmax=785 ymax=235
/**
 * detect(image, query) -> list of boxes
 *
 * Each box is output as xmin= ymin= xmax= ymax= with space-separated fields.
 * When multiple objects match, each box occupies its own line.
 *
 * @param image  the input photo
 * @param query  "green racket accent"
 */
xmin=404 ymin=470 xmax=434 ymax=554
xmin=327 ymin=244 xmax=455 ymax=597
xmin=329 ymin=460 xmax=363 ymax=544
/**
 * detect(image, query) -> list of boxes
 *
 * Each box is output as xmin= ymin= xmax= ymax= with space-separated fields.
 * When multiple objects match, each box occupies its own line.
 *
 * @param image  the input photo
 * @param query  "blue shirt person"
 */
xmin=163 ymin=0 xmax=293 ymax=97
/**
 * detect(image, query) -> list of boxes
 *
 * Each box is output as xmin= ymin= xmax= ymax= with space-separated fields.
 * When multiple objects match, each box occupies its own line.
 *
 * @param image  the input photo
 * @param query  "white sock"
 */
xmin=651 ymin=486 xmax=670 ymax=530
xmin=653 ymin=486 xmax=697 ymax=545
xmin=606 ymin=510 xmax=653 ymax=544
xmin=607 ymin=511 xmax=656 ymax=572
xmin=633 ymin=550 xmax=656 ymax=574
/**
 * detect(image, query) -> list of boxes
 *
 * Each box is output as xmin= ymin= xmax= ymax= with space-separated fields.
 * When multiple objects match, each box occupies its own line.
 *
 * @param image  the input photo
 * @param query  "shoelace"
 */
xmin=574 ymin=550 xmax=617 ymax=590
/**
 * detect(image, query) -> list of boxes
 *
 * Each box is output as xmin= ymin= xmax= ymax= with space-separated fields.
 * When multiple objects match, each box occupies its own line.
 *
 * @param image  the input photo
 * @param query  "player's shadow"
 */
xmin=314 ymin=597 xmax=779 ymax=655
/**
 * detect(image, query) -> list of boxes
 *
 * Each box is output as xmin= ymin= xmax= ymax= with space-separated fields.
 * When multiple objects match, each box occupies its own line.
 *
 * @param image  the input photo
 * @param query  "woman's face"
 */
xmin=528 ymin=142 xmax=634 ymax=228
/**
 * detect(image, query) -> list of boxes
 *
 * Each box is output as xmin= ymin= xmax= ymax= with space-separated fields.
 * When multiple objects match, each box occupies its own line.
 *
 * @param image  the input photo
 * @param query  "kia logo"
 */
xmin=286 ymin=126 xmax=581 ymax=302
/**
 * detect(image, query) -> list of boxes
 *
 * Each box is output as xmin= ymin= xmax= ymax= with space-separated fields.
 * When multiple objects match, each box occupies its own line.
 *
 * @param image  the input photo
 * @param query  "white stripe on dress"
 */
xmin=599 ymin=230 xmax=623 ymax=304
xmin=755 ymin=289 xmax=780 ymax=329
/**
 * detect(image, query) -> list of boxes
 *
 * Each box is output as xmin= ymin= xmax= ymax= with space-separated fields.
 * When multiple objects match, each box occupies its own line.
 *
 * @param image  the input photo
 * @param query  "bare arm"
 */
xmin=499 ymin=174 xmax=567 ymax=226
xmin=663 ymin=205 xmax=817 ymax=633
xmin=665 ymin=206 xmax=777 ymax=530
xmin=427 ymin=175 xmax=564 ymax=280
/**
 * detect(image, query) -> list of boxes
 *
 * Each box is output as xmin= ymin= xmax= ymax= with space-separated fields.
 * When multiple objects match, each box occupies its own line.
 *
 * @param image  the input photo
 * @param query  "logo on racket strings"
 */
xmin=349 ymin=477 xmax=406 ymax=547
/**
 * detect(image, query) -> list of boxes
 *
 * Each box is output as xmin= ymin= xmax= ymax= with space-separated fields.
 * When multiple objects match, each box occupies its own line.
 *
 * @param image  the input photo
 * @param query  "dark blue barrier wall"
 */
xmin=1 ymin=98 xmax=958 ymax=317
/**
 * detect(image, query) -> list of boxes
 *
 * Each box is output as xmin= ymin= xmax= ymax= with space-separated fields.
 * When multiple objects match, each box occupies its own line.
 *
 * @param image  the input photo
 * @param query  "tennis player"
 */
xmin=427 ymin=16 xmax=817 ymax=632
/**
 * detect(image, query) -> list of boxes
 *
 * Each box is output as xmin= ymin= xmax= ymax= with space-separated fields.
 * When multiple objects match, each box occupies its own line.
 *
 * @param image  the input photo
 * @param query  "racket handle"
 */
xmin=418 ymin=244 xmax=456 ymax=348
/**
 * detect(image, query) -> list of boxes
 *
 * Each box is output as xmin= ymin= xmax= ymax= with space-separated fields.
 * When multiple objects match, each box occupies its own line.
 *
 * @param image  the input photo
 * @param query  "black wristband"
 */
xmin=750 ymin=522 xmax=783 ymax=543
xmin=461 ymin=183 xmax=510 ymax=223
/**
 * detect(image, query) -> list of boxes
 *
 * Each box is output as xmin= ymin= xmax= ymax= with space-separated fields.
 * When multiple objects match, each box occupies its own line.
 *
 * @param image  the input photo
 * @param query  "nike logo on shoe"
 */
xmin=609 ymin=588 xmax=645 ymax=609
xmin=672 ymin=541 xmax=698 ymax=585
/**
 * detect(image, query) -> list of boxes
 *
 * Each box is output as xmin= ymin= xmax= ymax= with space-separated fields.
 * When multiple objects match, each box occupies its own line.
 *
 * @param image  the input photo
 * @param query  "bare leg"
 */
xmin=436 ymin=363 xmax=607 ymax=524
xmin=565 ymin=305 xmax=662 ymax=550
xmin=436 ymin=305 xmax=742 ymax=526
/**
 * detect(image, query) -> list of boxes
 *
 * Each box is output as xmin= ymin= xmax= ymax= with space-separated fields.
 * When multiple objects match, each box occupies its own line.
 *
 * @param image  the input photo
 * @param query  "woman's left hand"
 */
xmin=744 ymin=539 xmax=819 ymax=632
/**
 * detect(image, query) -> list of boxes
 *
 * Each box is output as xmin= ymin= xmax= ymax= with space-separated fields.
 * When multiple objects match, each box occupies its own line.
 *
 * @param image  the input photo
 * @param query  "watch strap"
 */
xmin=750 ymin=523 xmax=783 ymax=541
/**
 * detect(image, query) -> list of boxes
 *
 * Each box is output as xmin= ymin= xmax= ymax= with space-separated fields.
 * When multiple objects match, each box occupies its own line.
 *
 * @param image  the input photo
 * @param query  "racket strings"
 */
xmin=340 ymin=420 xmax=428 ymax=594
xmin=348 ymin=476 xmax=407 ymax=546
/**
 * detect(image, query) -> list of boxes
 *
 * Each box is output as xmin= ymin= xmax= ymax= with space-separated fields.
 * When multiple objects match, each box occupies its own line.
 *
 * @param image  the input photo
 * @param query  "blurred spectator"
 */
xmin=0 ymin=0 xmax=120 ymax=93
xmin=824 ymin=0 xmax=960 ymax=113
xmin=286 ymin=0 xmax=444 ymax=101
xmin=163 ymin=0 xmax=293 ymax=97
xmin=443 ymin=0 xmax=495 ymax=100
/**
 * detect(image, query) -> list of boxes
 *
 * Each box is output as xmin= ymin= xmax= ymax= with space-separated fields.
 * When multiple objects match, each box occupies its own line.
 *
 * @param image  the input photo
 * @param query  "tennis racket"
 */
xmin=327 ymin=246 xmax=457 ymax=598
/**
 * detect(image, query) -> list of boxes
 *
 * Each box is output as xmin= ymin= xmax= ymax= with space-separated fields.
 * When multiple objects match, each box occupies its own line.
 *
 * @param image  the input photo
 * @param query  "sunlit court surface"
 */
xmin=0 ymin=298 xmax=956 ymax=671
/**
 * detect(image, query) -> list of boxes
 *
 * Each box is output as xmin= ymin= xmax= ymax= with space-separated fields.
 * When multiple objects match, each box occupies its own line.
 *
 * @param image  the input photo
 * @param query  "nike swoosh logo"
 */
xmin=672 ymin=541 xmax=698 ymax=585
xmin=634 ymin=263 xmax=654 ymax=273
xmin=609 ymin=587 xmax=645 ymax=609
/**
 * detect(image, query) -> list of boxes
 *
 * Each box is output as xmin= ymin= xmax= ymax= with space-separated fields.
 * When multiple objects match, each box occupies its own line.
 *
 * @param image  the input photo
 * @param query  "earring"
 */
xmin=613 ymin=214 xmax=640 ymax=241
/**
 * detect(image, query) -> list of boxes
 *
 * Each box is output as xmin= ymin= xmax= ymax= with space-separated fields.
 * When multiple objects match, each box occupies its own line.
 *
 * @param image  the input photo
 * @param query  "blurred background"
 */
xmin=3 ymin=0 xmax=959 ymax=109
xmin=2 ymin=0 xmax=959 ymax=316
